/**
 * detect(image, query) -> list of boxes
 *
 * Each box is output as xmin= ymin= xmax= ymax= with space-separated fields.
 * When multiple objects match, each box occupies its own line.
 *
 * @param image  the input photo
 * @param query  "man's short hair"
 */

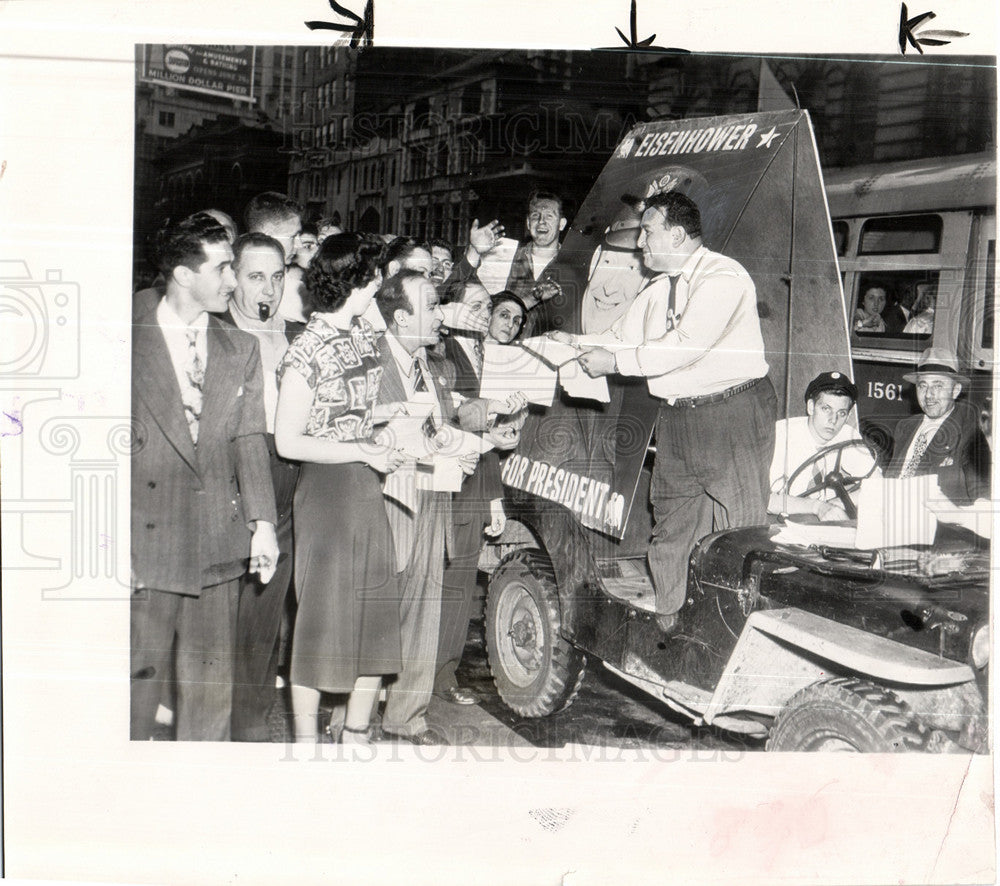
xmin=528 ymin=189 xmax=564 ymax=218
xmin=154 ymin=212 xmax=230 ymax=276
xmin=644 ymin=191 xmax=703 ymax=240
xmin=232 ymin=232 xmax=285 ymax=268
xmin=244 ymin=192 xmax=303 ymax=232
xmin=426 ymin=237 xmax=453 ymax=256
xmin=381 ymin=236 xmax=422 ymax=273
xmin=376 ymin=269 xmax=426 ymax=325
xmin=804 ymin=371 xmax=858 ymax=405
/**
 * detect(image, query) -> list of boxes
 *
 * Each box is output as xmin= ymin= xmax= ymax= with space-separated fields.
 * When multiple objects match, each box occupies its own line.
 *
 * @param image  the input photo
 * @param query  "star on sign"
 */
xmin=757 ymin=126 xmax=780 ymax=148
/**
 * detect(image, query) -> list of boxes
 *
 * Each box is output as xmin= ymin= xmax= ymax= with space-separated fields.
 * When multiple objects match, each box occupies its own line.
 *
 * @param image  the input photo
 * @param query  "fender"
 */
xmin=702 ymin=607 xmax=976 ymax=726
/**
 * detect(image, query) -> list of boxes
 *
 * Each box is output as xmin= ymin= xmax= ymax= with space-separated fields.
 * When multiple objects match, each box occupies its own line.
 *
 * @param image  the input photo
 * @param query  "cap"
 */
xmin=902 ymin=347 xmax=970 ymax=386
xmin=804 ymin=371 xmax=858 ymax=404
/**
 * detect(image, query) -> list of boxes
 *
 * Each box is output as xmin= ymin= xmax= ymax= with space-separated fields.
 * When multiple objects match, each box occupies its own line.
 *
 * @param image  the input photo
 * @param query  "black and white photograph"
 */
xmin=129 ymin=44 xmax=994 ymax=752
xmin=1 ymin=2 xmax=997 ymax=883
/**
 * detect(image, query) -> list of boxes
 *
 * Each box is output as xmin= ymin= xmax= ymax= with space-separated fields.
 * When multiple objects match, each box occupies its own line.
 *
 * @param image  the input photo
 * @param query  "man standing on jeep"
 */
xmin=574 ymin=191 xmax=776 ymax=630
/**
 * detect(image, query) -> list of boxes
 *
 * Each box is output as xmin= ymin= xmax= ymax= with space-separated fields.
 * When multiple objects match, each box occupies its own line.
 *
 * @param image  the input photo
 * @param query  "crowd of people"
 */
xmin=131 ymin=189 xmax=574 ymax=743
xmin=131 ymin=184 xmax=989 ymax=744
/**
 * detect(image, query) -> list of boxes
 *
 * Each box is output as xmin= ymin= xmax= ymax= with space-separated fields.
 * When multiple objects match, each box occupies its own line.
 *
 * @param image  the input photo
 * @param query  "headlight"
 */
xmin=971 ymin=625 xmax=990 ymax=669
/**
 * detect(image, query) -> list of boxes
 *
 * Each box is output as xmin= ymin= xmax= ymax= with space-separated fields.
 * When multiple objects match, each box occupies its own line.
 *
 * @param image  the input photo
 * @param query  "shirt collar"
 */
xmin=643 ymin=245 xmax=707 ymax=289
xmin=383 ymin=329 xmax=426 ymax=377
xmin=228 ymin=301 xmax=286 ymax=335
xmin=157 ymin=296 xmax=209 ymax=332
xmin=677 ymin=244 xmax=708 ymax=282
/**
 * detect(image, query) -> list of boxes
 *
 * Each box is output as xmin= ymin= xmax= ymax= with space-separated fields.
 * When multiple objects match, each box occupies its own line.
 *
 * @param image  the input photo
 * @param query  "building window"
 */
xmin=158 ymin=111 xmax=175 ymax=127
xmin=386 ymin=206 xmax=394 ymax=232
xmin=303 ymin=49 xmax=310 ymax=71
xmin=859 ymin=215 xmax=943 ymax=255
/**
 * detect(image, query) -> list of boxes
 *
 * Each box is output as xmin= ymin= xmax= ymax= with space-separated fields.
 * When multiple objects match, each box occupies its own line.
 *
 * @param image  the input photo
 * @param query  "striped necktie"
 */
xmin=413 ymin=357 xmax=428 ymax=392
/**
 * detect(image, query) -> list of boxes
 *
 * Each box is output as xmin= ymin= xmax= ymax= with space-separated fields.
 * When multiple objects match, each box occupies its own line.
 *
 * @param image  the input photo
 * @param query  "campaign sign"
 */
xmin=509 ymin=109 xmax=852 ymax=541
xmin=141 ymin=45 xmax=256 ymax=102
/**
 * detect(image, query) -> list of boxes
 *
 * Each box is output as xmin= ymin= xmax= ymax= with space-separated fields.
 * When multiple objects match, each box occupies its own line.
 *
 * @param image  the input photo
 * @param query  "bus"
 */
xmin=824 ymin=151 xmax=996 ymax=454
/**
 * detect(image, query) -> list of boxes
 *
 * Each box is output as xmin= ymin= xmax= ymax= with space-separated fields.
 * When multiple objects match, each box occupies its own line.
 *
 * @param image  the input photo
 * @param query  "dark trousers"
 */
xmin=131 ymin=580 xmax=239 ymax=741
xmin=434 ymin=516 xmax=484 ymax=693
xmin=648 ymin=378 xmax=776 ymax=614
xmin=231 ymin=440 xmax=298 ymax=741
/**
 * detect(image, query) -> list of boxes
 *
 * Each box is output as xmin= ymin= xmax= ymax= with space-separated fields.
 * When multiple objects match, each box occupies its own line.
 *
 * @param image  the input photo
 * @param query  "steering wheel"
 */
xmin=784 ymin=438 xmax=880 ymax=520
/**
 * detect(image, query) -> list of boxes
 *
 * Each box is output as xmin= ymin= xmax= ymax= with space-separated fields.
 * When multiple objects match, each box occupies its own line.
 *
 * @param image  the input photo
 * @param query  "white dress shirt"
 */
xmin=382 ymin=329 xmax=431 ymax=401
xmin=156 ymin=297 xmax=208 ymax=397
xmin=770 ymin=416 xmax=875 ymax=500
xmin=593 ymin=245 xmax=769 ymax=401
xmin=227 ymin=304 xmax=288 ymax=433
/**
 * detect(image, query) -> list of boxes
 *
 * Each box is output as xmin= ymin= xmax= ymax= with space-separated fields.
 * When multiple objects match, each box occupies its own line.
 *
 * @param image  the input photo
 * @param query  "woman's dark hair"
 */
xmin=489 ymin=290 xmax=529 ymax=318
xmin=304 ymin=232 xmax=385 ymax=315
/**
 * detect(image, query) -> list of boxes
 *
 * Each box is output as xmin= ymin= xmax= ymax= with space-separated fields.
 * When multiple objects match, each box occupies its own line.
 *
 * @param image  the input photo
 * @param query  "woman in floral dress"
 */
xmin=275 ymin=233 xmax=405 ymax=743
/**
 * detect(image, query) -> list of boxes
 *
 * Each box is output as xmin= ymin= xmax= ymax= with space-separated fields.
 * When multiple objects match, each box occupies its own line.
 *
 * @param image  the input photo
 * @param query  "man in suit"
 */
xmin=886 ymin=348 xmax=990 ymax=503
xmin=433 ymin=279 xmax=515 ymax=705
xmin=881 ymin=283 xmax=917 ymax=334
xmin=219 ymin=233 xmax=301 ymax=741
xmin=371 ymin=270 xmax=476 ymax=744
xmin=131 ymin=214 xmax=279 ymax=741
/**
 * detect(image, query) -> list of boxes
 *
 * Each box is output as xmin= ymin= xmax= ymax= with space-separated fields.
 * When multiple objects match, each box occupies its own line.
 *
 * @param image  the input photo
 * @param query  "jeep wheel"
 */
xmin=485 ymin=549 xmax=585 ymax=718
xmin=766 ymin=678 xmax=930 ymax=752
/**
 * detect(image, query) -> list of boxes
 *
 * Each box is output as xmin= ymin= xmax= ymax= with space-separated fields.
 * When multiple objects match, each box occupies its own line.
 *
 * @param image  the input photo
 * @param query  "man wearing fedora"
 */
xmin=886 ymin=347 xmax=990 ymax=503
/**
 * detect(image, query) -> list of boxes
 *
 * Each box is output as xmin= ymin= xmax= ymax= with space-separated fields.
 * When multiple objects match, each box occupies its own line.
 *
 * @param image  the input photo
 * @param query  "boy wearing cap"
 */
xmin=886 ymin=348 xmax=989 ymax=502
xmin=769 ymin=371 xmax=876 ymax=521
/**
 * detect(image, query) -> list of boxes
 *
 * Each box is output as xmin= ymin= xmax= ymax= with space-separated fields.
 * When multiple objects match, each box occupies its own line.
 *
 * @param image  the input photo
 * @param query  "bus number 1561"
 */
xmin=866 ymin=381 xmax=904 ymax=401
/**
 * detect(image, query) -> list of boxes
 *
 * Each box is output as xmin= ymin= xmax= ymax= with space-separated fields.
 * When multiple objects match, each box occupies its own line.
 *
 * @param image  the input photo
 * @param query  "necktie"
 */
xmin=413 ymin=357 xmax=428 ymax=392
xmin=183 ymin=328 xmax=204 ymax=444
xmin=646 ymin=274 xmax=681 ymax=339
xmin=472 ymin=338 xmax=484 ymax=376
xmin=901 ymin=431 xmax=928 ymax=478
xmin=666 ymin=273 xmax=680 ymax=317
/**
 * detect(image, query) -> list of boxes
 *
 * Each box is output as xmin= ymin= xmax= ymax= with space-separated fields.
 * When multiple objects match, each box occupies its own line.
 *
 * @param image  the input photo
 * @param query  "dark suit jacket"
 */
xmin=881 ymin=304 xmax=910 ymax=335
xmin=132 ymin=299 xmax=276 ymax=595
xmin=433 ymin=339 xmax=504 ymax=528
xmin=886 ymin=400 xmax=990 ymax=503
xmin=376 ymin=333 xmax=499 ymax=563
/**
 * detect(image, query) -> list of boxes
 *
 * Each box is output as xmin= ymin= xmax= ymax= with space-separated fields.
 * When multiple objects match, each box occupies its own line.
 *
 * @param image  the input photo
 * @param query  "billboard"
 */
xmin=507 ymin=110 xmax=852 ymax=541
xmin=141 ymin=45 xmax=256 ymax=103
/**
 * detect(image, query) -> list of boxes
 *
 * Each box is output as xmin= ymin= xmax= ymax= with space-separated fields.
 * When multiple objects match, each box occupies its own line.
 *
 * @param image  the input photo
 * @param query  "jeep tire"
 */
xmin=485 ymin=549 xmax=585 ymax=717
xmin=766 ymin=677 xmax=930 ymax=752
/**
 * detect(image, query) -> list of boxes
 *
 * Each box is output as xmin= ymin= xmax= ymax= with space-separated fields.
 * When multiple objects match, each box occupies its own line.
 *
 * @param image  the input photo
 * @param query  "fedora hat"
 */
xmin=902 ymin=347 xmax=970 ymax=386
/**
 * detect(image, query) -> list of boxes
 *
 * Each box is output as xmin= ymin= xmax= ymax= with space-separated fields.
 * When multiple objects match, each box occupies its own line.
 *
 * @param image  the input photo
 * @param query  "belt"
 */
xmin=665 ymin=377 xmax=762 ymax=409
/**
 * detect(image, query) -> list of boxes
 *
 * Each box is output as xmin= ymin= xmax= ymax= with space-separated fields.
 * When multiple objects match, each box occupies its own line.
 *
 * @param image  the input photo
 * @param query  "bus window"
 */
xmin=858 ymin=215 xmax=943 ymax=255
xmin=831 ymin=220 xmax=849 ymax=257
xmin=983 ymin=239 xmax=995 ymax=351
xmin=851 ymin=271 xmax=938 ymax=341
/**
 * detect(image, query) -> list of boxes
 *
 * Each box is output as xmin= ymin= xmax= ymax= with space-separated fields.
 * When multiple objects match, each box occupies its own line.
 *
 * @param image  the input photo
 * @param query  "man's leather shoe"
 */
xmin=439 ymin=686 xmax=479 ymax=705
xmin=373 ymin=726 xmax=449 ymax=746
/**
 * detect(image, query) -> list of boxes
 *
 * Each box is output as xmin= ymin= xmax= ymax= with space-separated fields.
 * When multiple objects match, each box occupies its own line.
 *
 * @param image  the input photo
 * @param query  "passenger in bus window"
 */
xmin=882 ymin=284 xmax=917 ymax=333
xmin=853 ymin=286 xmax=887 ymax=334
xmin=902 ymin=282 xmax=936 ymax=335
